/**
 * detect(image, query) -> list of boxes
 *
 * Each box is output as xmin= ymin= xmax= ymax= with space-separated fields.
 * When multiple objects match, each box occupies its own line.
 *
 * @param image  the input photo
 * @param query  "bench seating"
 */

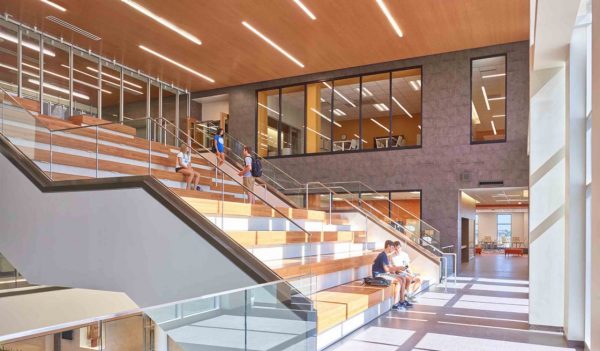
xmin=271 ymin=251 xmax=378 ymax=279
xmin=69 ymin=115 xmax=137 ymax=136
xmin=313 ymin=281 xmax=392 ymax=333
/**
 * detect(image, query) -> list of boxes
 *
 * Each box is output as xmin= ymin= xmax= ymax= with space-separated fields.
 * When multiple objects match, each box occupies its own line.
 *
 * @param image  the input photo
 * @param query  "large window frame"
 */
xmin=255 ymin=66 xmax=423 ymax=159
xmin=497 ymin=213 xmax=512 ymax=244
xmin=470 ymin=54 xmax=508 ymax=145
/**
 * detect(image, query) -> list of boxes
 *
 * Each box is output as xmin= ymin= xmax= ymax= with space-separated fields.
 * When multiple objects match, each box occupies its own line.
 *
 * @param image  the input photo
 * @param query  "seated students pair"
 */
xmin=371 ymin=240 xmax=420 ymax=310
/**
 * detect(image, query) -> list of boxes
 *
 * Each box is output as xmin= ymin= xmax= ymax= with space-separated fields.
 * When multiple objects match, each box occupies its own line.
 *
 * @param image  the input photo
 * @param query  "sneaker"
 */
xmin=402 ymin=300 xmax=414 ymax=308
xmin=195 ymin=186 xmax=202 ymax=191
xmin=407 ymin=295 xmax=418 ymax=303
xmin=392 ymin=303 xmax=405 ymax=310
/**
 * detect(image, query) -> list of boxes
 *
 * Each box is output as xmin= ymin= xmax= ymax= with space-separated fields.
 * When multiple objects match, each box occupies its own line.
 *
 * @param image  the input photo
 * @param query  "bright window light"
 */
xmin=370 ymin=118 xmax=390 ymax=132
xmin=139 ymin=45 xmax=215 ymax=83
xmin=242 ymin=21 xmax=304 ymax=68
xmin=481 ymin=86 xmax=490 ymax=110
xmin=375 ymin=0 xmax=403 ymax=37
xmin=28 ymin=79 xmax=89 ymax=100
xmin=121 ymin=0 xmax=202 ymax=45
xmin=0 ymin=31 xmax=55 ymax=56
xmin=41 ymin=0 xmax=66 ymax=12
xmin=392 ymin=96 xmax=413 ymax=118
xmin=293 ymin=0 xmax=316 ymax=20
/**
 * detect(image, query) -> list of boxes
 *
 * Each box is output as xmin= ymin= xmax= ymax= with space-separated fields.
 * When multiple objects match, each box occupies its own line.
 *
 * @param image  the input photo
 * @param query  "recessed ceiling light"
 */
xmin=488 ymin=96 xmax=506 ymax=101
xmin=0 ymin=31 xmax=55 ymax=56
xmin=258 ymin=102 xmax=279 ymax=115
xmin=333 ymin=108 xmax=346 ymax=116
xmin=355 ymin=87 xmax=373 ymax=97
xmin=375 ymin=0 xmax=403 ymax=38
xmin=373 ymin=103 xmax=389 ymax=111
xmin=310 ymin=107 xmax=341 ymax=127
xmin=121 ymin=0 xmax=202 ymax=45
xmin=293 ymin=0 xmax=316 ymax=20
xmin=306 ymin=126 xmax=330 ymax=140
xmin=492 ymin=114 xmax=506 ymax=118
xmin=481 ymin=86 xmax=490 ymax=110
xmin=139 ymin=45 xmax=214 ymax=83
xmin=482 ymin=73 xmax=506 ymax=79
xmin=392 ymin=96 xmax=413 ymax=118
xmin=242 ymin=21 xmax=304 ymax=68
xmin=353 ymin=134 xmax=368 ymax=144
xmin=28 ymin=79 xmax=89 ymax=100
xmin=409 ymin=80 xmax=420 ymax=91
xmin=370 ymin=118 xmax=390 ymax=132
xmin=41 ymin=0 xmax=66 ymax=12
xmin=320 ymin=97 xmax=326 ymax=103
xmin=491 ymin=120 xmax=497 ymax=135
xmin=46 ymin=16 xmax=101 ymax=41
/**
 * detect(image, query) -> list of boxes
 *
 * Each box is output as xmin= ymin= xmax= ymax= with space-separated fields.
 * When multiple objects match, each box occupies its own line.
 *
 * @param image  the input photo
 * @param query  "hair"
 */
xmin=179 ymin=144 xmax=188 ymax=152
xmin=216 ymin=127 xmax=223 ymax=135
xmin=393 ymin=240 xmax=401 ymax=248
xmin=384 ymin=240 xmax=394 ymax=249
xmin=243 ymin=145 xmax=252 ymax=154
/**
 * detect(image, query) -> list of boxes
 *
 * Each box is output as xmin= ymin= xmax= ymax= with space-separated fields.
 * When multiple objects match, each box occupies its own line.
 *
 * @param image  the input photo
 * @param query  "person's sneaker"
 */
xmin=195 ymin=186 xmax=202 ymax=191
xmin=402 ymin=300 xmax=414 ymax=308
xmin=407 ymin=295 xmax=418 ymax=303
xmin=392 ymin=303 xmax=405 ymax=310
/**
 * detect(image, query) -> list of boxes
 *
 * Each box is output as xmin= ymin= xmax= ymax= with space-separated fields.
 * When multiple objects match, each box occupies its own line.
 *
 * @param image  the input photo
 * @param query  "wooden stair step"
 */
xmin=270 ymin=251 xmax=379 ymax=279
xmin=69 ymin=115 xmax=137 ymax=136
xmin=225 ymin=230 xmax=367 ymax=247
xmin=314 ymin=301 xmax=346 ymax=334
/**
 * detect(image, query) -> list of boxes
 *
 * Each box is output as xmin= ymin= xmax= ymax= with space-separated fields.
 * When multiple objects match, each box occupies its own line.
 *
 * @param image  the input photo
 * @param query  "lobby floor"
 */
xmin=325 ymin=254 xmax=581 ymax=351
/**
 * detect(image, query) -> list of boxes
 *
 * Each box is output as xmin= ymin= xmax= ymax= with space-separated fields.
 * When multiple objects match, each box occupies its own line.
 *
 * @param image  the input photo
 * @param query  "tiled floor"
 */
xmin=326 ymin=253 xmax=582 ymax=351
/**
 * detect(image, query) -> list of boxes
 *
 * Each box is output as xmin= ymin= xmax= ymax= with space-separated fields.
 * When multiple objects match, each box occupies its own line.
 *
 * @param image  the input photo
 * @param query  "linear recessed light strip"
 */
xmin=488 ymin=96 xmax=506 ymax=101
xmin=242 ymin=21 xmax=304 ymax=68
xmin=370 ymin=118 xmax=390 ymax=132
xmin=375 ymin=0 xmax=403 ymax=38
xmin=310 ymin=107 xmax=341 ymax=127
xmin=139 ymin=45 xmax=214 ymax=83
xmin=492 ymin=114 xmax=506 ymax=118
xmin=333 ymin=108 xmax=346 ymax=116
xmin=481 ymin=86 xmax=490 ymax=110
xmin=482 ymin=73 xmax=506 ymax=79
xmin=46 ymin=16 xmax=101 ymax=41
xmin=373 ymin=103 xmax=389 ymax=112
xmin=0 ymin=31 xmax=55 ymax=56
xmin=40 ymin=0 xmax=66 ymax=12
xmin=322 ymin=82 xmax=357 ymax=108
xmin=353 ymin=134 xmax=368 ymax=144
xmin=491 ymin=120 xmax=497 ymax=135
xmin=306 ymin=126 xmax=330 ymax=141
xmin=293 ymin=0 xmax=316 ymax=20
xmin=121 ymin=0 xmax=201 ymax=45
xmin=392 ymin=96 xmax=413 ymax=118
xmin=258 ymin=102 xmax=280 ymax=115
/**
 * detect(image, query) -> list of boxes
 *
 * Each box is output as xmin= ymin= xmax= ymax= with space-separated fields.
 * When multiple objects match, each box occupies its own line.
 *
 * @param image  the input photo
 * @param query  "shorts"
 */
xmin=243 ymin=176 xmax=255 ymax=190
xmin=175 ymin=167 xmax=184 ymax=172
xmin=376 ymin=272 xmax=405 ymax=282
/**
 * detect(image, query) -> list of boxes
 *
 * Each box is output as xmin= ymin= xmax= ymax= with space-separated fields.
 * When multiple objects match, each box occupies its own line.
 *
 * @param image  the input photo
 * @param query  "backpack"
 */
xmin=363 ymin=276 xmax=391 ymax=287
xmin=251 ymin=156 xmax=262 ymax=177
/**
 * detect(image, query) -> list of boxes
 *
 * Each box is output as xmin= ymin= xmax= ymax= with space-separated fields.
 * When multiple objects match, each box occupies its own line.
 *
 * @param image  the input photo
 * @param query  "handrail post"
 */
xmin=95 ymin=126 xmax=99 ymax=178
xmin=328 ymin=190 xmax=332 ymax=225
xmin=147 ymin=118 xmax=152 ymax=175
xmin=49 ymin=130 xmax=53 ymax=180
xmin=305 ymin=183 xmax=309 ymax=209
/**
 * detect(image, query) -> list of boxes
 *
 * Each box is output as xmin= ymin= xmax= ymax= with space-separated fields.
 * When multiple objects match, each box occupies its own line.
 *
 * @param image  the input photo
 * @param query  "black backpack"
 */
xmin=251 ymin=156 xmax=262 ymax=177
xmin=363 ymin=276 xmax=391 ymax=287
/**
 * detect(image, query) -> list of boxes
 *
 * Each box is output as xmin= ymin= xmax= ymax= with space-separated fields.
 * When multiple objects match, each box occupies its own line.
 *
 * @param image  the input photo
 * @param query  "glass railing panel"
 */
xmin=145 ymin=281 xmax=314 ymax=351
xmin=0 ymin=253 xmax=33 ymax=290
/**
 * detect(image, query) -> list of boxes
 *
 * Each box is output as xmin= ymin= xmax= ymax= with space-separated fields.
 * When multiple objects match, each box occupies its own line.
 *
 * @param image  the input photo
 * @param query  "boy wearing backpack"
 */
xmin=238 ymin=146 xmax=257 ymax=204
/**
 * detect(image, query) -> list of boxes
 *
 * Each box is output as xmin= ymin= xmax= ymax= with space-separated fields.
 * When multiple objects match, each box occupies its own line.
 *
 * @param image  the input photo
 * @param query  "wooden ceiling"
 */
xmin=0 ymin=0 xmax=529 ymax=92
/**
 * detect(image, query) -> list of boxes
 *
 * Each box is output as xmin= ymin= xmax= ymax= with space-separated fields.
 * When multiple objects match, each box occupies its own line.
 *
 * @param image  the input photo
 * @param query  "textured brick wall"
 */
xmin=195 ymin=41 xmax=530 ymax=262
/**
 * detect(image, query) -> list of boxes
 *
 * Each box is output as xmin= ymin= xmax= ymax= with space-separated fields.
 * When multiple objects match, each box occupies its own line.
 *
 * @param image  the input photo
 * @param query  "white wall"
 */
xmin=529 ymin=66 xmax=566 ymax=328
xmin=476 ymin=211 xmax=529 ymax=244
xmin=0 ymin=151 xmax=259 ymax=309
xmin=201 ymin=100 xmax=229 ymax=122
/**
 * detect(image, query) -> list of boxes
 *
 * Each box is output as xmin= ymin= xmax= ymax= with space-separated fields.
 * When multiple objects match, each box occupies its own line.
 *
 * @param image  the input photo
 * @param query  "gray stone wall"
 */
xmin=193 ymin=41 xmax=530 ymax=264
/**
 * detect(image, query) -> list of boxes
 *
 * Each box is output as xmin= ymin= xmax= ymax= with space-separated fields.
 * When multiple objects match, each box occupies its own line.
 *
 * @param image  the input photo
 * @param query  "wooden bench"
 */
xmin=69 ymin=115 xmax=137 ymax=137
xmin=272 ymin=251 xmax=378 ymax=279
xmin=312 ymin=281 xmax=392 ymax=333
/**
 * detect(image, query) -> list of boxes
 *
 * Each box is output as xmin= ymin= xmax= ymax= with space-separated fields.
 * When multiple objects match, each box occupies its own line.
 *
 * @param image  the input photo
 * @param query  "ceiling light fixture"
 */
xmin=138 ymin=45 xmax=215 ymax=83
xmin=392 ymin=96 xmax=413 ymax=118
xmin=310 ymin=107 xmax=341 ymax=127
xmin=242 ymin=21 xmax=304 ymax=68
xmin=492 ymin=114 xmax=506 ymax=118
xmin=40 ymin=0 xmax=66 ymax=12
xmin=370 ymin=118 xmax=390 ymax=132
xmin=306 ymin=126 xmax=330 ymax=140
xmin=258 ymin=102 xmax=280 ymax=115
xmin=333 ymin=108 xmax=346 ymax=116
xmin=491 ymin=120 xmax=497 ymax=135
xmin=85 ymin=66 xmax=143 ymax=90
xmin=472 ymin=102 xmax=481 ymax=124
xmin=353 ymin=134 xmax=368 ymax=144
xmin=488 ymin=96 xmax=506 ymax=101
xmin=320 ymin=97 xmax=326 ymax=103
xmin=481 ymin=86 xmax=490 ymax=110
xmin=355 ymin=87 xmax=373 ymax=97
xmin=326 ymin=83 xmax=356 ymax=107
xmin=46 ymin=16 xmax=101 ymax=41
xmin=28 ymin=79 xmax=89 ymax=100
xmin=293 ymin=0 xmax=316 ymax=20
xmin=373 ymin=103 xmax=389 ymax=112
xmin=0 ymin=31 xmax=55 ymax=56
xmin=409 ymin=80 xmax=421 ymax=91
xmin=418 ymin=125 xmax=421 ymax=130
xmin=121 ymin=0 xmax=202 ymax=45
xmin=375 ymin=0 xmax=403 ymax=38
xmin=482 ymin=73 xmax=506 ymax=79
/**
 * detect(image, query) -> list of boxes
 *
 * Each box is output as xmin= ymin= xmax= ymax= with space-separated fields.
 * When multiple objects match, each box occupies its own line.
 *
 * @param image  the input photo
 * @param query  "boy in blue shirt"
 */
xmin=372 ymin=240 xmax=412 ymax=309
xmin=214 ymin=127 xmax=225 ymax=167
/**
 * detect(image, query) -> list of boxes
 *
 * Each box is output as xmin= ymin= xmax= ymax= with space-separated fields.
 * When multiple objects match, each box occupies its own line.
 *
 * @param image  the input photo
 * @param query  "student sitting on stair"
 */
xmin=392 ymin=240 xmax=422 ymax=302
xmin=372 ymin=240 xmax=413 ymax=310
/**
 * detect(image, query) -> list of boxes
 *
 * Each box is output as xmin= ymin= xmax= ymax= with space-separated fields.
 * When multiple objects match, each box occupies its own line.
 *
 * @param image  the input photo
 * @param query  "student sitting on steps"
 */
xmin=372 ymin=240 xmax=413 ymax=310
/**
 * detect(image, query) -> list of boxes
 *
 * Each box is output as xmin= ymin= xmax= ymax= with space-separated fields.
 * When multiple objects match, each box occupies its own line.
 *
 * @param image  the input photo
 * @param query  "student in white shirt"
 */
xmin=175 ymin=144 xmax=201 ymax=191
xmin=237 ymin=146 xmax=255 ymax=204
xmin=392 ymin=241 xmax=422 ymax=300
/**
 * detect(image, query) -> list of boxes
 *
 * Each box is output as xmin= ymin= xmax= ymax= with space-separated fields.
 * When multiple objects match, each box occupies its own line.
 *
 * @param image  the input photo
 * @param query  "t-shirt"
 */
xmin=176 ymin=152 xmax=191 ymax=168
xmin=215 ymin=135 xmax=225 ymax=152
xmin=391 ymin=251 xmax=410 ymax=267
xmin=372 ymin=251 xmax=389 ymax=276
xmin=243 ymin=156 xmax=253 ymax=177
